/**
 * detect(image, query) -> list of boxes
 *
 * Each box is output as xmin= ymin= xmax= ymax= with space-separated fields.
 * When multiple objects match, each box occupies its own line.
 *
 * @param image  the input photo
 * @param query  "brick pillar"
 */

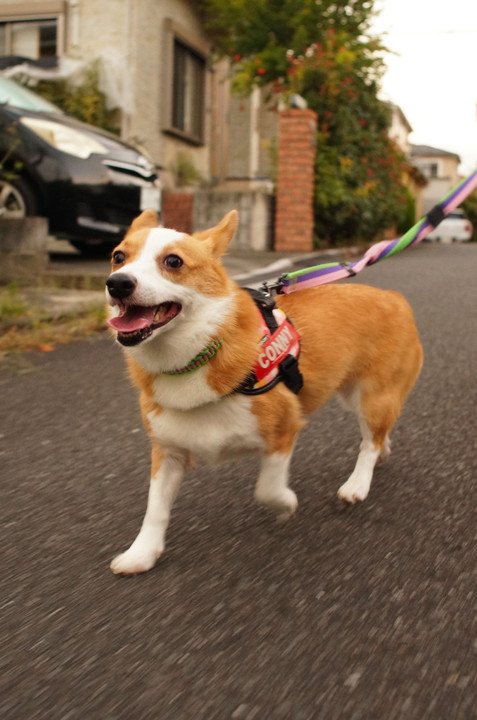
xmin=162 ymin=192 xmax=194 ymax=234
xmin=275 ymin=108 xmax=317 ymax=251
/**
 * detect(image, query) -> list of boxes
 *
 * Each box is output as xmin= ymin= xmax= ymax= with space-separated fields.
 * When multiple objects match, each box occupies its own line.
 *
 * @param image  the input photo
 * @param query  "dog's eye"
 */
xmin=112 ymin=250 xmax=126 ymax=265
xmin=163 ymin=254 xmax=183 ymax=270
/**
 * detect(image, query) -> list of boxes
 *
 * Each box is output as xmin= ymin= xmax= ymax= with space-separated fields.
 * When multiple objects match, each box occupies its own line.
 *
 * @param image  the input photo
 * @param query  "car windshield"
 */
xmin=0 ymin=75 xmax=62 ymax=113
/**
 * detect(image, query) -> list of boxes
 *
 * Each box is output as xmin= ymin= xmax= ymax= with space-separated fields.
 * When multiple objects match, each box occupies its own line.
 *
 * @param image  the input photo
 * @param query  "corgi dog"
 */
xmin=105 ymin=209 xmax=423 ymax=575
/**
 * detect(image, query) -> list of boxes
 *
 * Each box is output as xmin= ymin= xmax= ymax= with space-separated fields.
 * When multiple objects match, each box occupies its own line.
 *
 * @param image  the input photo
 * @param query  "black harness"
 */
xmin=235 ymin=288 xmax=303 ymax=396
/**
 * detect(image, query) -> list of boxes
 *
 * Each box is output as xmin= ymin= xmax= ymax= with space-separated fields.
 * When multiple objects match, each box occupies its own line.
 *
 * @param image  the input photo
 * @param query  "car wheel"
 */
xmin=0 ymin=177 xmax=38 ymax=218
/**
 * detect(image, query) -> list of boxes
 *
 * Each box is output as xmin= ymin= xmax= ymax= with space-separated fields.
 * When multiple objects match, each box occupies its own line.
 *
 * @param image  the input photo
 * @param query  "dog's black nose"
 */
xmin=106 ymin=272 xmax=137 ymax=300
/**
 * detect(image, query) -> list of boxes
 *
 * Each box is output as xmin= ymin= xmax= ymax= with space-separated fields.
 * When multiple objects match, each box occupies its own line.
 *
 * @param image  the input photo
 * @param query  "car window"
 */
xmin=0 ymin=75 xmax=62 ymax=114
xmin=447 ymin=210 xmax=464 ymax=219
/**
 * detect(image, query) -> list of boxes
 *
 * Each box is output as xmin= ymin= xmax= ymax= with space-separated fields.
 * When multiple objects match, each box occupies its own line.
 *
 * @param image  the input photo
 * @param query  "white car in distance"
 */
xmin=427 ymin=208 xmax=473 ymax=243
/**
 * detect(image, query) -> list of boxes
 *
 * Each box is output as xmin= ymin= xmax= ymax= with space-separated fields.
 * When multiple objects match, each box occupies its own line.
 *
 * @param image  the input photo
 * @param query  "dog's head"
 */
xmin=105 ymin=209 xmax=238 ymax=348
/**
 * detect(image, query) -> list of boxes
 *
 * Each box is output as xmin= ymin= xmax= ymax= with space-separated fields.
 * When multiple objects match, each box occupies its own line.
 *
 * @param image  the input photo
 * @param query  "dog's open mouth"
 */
xmin=107 ymin=302 xmax=182 ymax=346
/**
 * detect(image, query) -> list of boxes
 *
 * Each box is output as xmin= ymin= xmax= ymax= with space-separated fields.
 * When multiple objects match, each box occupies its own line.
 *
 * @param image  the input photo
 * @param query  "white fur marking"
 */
xmin=147 ymin=394 xmax=263 ymax=465
xmin=110 ymin=452 xmax=186 ymax=575
xmin=254 ymin=452 xmax=298 ymax=520
xmin=337 ymin=384 xmax=384 ymax=503
xmin=152 ymin=367 xmax=221 ymax=410
xmin=337 ymin=438 xmax=381 ymax=503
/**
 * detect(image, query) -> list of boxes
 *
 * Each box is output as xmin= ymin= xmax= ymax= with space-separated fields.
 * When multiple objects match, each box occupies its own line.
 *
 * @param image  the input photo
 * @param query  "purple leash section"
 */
xmin=269 ymin=167 xmax=477 ymax=295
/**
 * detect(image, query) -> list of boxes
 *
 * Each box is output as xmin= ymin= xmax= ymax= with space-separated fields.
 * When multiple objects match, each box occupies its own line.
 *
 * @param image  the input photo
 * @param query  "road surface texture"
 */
xmin=1 ymin=243 xmax=475 ymax=720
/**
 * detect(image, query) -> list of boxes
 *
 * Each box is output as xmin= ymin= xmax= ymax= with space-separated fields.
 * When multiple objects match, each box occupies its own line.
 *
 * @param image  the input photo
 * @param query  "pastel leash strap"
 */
xmin=274 ymin=167 xmax=477 ymax=295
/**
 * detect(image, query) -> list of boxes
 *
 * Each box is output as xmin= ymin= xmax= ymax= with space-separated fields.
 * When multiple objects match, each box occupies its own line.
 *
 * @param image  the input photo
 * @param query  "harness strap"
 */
xmin=245 ymin=287 xmax=279 ymax=332
xmin=235 ymin=288 xmax=303 ymax=396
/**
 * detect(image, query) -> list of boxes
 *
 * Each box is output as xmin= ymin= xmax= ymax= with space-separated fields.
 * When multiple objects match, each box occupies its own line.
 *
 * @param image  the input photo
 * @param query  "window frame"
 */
xmin=163 ymin=19 xmax=209 ymax=147
xmin=0 ymin=1 xmax=66 ymax=58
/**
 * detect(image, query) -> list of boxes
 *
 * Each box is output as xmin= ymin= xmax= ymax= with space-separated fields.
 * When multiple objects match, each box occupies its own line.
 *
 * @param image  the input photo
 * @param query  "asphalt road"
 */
xmin=1 ymin=243 xmax=476 ymax=720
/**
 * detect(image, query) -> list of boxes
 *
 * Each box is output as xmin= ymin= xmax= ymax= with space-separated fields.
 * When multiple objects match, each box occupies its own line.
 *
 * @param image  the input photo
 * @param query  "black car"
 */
xmin=0 ymin=75 xmax=161 ymax=254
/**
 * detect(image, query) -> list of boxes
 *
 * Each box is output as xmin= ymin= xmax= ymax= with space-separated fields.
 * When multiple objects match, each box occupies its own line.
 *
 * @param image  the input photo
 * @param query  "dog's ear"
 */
xmin=126 ymin=209 xmax=160 ymax=236
xmin=194 ymin=210 xmax=238 ymax=259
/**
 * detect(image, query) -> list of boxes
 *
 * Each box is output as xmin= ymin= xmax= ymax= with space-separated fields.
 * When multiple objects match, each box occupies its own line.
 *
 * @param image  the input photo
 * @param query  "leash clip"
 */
xmin=260 ymin=275 xmax=286 ymax=296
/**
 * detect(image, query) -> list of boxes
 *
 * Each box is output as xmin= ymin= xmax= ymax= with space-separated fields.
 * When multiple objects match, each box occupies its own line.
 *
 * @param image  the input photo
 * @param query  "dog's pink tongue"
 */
xmin=107 ymin=306 xmax=156 ymax=332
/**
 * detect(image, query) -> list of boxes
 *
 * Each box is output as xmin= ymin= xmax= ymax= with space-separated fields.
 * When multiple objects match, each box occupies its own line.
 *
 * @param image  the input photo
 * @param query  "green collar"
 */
xmin=164 ymin=339 xmax=222 ymax=376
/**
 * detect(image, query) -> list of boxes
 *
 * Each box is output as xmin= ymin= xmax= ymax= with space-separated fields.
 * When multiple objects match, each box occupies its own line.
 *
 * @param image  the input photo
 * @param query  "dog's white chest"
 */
xmin=147 ymin=394 xmax=263 ymax=464
xmin=152 ymin=367 xmax=220 ymax=409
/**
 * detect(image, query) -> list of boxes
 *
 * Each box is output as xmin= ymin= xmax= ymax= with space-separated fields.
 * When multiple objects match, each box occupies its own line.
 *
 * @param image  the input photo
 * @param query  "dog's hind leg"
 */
xmin=337 ymin=384 xmax=396 ymax=504
xmin=337 ymin=420 xmax=381 ymax=504
xmin=111 ymin=446 xmax=186 ymax=574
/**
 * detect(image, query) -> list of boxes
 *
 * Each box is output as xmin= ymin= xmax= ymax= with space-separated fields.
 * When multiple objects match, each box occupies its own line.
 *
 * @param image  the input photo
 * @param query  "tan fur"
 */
xmin=114 ymin=209 xmax=159 ymax=263
xmin=275 ymin=284 xmax=423 ymax=450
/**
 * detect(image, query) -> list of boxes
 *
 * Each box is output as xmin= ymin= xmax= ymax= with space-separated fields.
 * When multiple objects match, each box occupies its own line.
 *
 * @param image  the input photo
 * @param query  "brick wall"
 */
xmin=275 ymin=108 xmax=317 ymax=252
xmin=162 ymin=192 xmax=194 ymax=234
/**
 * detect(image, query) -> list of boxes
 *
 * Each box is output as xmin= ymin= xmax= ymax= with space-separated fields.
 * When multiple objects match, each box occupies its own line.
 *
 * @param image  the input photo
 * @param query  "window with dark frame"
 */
xmin=38 ymin=22 xmax=57 ymax=57
xmin=171 ymin=38 xmax=205 ymax=144
xmin=0 ymin=19 xmax=58 ymax=58
xmin=418 ymin=161 xmax=440 ymax=180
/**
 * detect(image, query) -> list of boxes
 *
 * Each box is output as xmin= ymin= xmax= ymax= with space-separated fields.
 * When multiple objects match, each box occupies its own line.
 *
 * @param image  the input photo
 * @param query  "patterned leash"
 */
xmin=264 ymin=167 xmax=477 ymax=295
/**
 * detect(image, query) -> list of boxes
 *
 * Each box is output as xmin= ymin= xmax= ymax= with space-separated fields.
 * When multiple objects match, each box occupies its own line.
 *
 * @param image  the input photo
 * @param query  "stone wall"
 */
xmin=194 ymin=190 xmax=273 ymax=251
xmin=161 ymin=190 xmax=273 ymax=251
xmin=0 ymin=218 xmax=48 ymax=285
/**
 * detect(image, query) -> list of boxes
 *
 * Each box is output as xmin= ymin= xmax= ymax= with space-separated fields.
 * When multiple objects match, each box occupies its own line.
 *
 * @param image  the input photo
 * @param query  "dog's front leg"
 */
xmin=254 ymin=451 xmax=298 ymax=522
xmin=110 ymin=447 xmax=186 ymax=575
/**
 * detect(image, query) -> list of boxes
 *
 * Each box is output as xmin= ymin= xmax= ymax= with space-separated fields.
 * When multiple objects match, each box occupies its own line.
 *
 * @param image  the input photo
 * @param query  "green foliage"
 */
xmin=173 ymin=153 xmax=203 ymax=187
xmin=461 ymin=190 xmax=477 ymax=241
xmin=297 ymin=33 xmax=408 ymax=243
xmin=397 ymin=186 xmax=416 ymax=236
xmin=34 ymin=63 xmax=120 ymax=134
xmin=200 ymin=0 xmax=408 ymax=244
xmin=200 ymin=0 xmax=383 ymax=93
xmin=0 ymin=283 xmax=27 ymax=322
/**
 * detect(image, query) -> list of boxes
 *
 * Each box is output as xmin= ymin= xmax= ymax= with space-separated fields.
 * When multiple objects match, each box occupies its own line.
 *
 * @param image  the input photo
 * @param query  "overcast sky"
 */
xmin=372 ymin=0 xmax=477 ymax=174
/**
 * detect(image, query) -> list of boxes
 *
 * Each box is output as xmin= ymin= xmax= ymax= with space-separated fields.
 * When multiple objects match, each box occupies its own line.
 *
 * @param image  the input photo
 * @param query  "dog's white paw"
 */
xmin=337 ymin=479 xmax=370 ymax=505
xmin=110 ymin=546 xmax=161 ymax=575
xmin=276 ymin=488 xmax=298 ymax=522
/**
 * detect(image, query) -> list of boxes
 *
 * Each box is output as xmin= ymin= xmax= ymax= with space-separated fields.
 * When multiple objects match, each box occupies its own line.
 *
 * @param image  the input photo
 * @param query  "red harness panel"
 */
xmin=254 ymin=316 xmax=301 ymax=382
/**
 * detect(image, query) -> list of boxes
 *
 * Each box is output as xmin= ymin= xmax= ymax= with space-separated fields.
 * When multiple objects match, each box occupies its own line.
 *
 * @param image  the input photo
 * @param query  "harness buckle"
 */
xmin=340 ymin=261 xmax=357 ymax=277
xmin=279 ymin=353 xmax=304 ymax=394
xmin=426 ymin=203 xmax=446 ymax=229
xmin=260 ymin=275 xmax=286 ymax=296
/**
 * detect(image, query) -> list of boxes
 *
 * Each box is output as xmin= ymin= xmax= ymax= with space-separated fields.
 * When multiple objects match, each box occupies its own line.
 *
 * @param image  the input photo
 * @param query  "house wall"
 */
xmin=388 ymin=105 xmax=412 ymax=156
xmin=0 ymin=0 xmax=214 ymax=184
xmin=0 ymin=0 xmax=274 ymax=250
xmin=226 ymin=85 xmax=278 ymax=184
xmin=420 ymin=178 xmax=452 ymax=213
xmin=412 ymin=153 xmax=460 ymax=213
xmin=71 ymin=0 xmax=212 ymax=185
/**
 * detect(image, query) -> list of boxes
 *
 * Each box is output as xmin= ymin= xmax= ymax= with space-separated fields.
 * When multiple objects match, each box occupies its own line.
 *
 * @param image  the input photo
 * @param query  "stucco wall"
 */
xmin=67 ymin=0 xmax=212 ymax=180
xmin=193 ymin=190 xmax=274 ymax=251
